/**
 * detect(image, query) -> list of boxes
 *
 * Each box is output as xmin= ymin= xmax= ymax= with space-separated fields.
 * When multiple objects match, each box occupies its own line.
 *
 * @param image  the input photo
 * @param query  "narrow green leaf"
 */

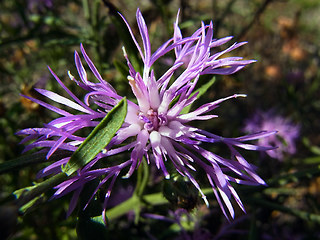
xmin=0 ymin=150 xmax=70 ymax=174
xmin=302 ymin=156 xmax=320 ymax=164
xmin=113 ymin=59 xmax=129 ymax=79
xmin=180 ymin=77 xmax=216 ymax=114
xmin=248 ymin=197 xmax=320 ymax=224
xmin=17 ymin=195 xmax=43 ymax=213
xmin=267 ymin=166 xmax=320 ymax=187
xmin=62 ymin=98 xmax=127 ymax=176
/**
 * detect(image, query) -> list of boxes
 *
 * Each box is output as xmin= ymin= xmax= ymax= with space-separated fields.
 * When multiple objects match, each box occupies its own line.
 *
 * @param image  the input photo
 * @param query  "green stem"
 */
xmin=82 ymin=0 xmax=90 ymax=21
xmin=106 ymin=192 xmax=168 ymax=221
xmin=91 ymin=0 xmax=100 ymax=29
xmin=131 ymin=158 xmax=149 ymax=223
xmin=134 ymin=158 xmax=149 ymax=197
xmin=90 ymin=0 xmax=102 ymax=70
xmin=106 ymin=187 xmax=214 ymax=221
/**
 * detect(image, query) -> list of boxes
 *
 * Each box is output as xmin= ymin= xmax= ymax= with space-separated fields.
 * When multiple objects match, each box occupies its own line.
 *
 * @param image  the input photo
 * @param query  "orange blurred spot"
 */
xmin=282 ymin=41 xmax=306 ymax=61
xmin=20 ymin=84 xmax=40 ymax=112
xmin=265 ymin=65 xmax=281 ymax=79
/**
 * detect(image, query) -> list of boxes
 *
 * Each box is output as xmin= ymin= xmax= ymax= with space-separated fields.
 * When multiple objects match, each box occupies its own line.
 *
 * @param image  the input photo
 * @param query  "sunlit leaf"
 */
xmin=62 ymin=98 xmax=127 ymax=176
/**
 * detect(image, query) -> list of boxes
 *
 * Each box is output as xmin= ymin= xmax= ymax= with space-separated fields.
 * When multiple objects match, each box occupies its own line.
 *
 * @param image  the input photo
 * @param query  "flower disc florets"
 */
xmin=139 ymin=109 xmax=163 ymax=131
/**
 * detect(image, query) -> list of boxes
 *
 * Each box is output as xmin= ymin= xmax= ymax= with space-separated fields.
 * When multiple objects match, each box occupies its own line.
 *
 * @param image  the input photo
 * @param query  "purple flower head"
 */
xmin=18 ymin=9 xmax=275 ymax=221
xmin=243 ymin=110 xmax=300 ymax=160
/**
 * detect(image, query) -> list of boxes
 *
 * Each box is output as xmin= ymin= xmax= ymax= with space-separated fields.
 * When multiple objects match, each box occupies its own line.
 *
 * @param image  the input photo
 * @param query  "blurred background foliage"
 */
xmin=0 ymin=0 xmax=320 ymax=239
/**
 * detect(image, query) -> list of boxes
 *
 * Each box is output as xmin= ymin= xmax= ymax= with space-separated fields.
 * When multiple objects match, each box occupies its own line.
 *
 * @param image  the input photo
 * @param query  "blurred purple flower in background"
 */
xmin=243 ymin=110 xmax=300 ymax=160
xmin=27 ymin=0 xmax=53 ymax=12
xmin=17 ymin=8 xmax=275 ymax=220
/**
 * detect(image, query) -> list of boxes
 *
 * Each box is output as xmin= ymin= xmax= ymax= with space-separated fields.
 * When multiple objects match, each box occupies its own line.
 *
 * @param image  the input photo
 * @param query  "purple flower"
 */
xmin=243 ymin=110 xmax=300 ymax=160
xmin=18 ymin=9 xmax=275 ymax=221
xmin=27 ymin=0 xmax=53 ymax=12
